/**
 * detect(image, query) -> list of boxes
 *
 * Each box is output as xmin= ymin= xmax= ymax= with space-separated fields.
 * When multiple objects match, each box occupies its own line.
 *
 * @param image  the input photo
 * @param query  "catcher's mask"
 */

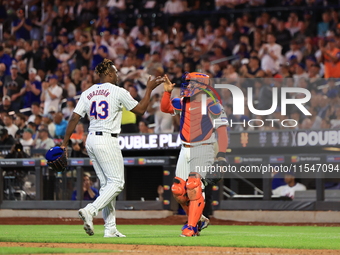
xmin=181 ymin=72 xmax=210 ymax=98
xmin=45 ymin=146 xmax=67 ymax=172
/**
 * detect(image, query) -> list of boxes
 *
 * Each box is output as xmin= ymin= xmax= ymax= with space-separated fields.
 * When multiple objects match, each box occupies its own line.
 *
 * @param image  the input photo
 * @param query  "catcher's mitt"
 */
xmin=45 ymin=146 xmax=68 ymax=172
xmin=203 ymin=160 xmax=228 ymax=186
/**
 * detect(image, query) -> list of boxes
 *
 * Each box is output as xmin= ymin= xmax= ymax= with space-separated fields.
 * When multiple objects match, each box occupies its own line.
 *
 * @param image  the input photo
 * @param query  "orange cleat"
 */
xmin=180 ymin=224 xmax=198 ymax=237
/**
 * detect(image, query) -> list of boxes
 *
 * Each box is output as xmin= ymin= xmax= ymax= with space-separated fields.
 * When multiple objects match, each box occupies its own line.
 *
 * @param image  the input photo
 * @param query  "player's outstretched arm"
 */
xmin=161 ymin=75 xmax=177 ymax=114
xmin=131 ymin=76 xmax=165 ymax=116
xmin=61 ymin=112 xmax=81 ymax=149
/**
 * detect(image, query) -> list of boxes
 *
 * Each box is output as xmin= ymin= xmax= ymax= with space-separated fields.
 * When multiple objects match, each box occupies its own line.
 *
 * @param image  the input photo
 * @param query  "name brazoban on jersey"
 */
xmin=87 ymin=89 xmax=111 ymax=100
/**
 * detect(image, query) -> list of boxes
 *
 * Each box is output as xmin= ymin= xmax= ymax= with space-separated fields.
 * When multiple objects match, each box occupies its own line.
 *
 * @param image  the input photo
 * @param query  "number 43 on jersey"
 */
xmin=90 ymin=101 xmax=109 ymax=119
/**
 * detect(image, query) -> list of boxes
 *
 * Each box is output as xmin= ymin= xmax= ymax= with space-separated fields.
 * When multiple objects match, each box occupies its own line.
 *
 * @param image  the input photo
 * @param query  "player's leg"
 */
xmin=84 ymin=136 xmax=125 ymax=236
xmin=173 ymin=146 xmax=191 ymax=215
xmin=84 ymin=136 xmax=124 ymax=214
xmin=181 ymin=145 xmax=214 ymax=236
xmin=77 ymin=135 xmax=106 ymax=236
xmin=102 ymin=197 xmax=126 ymax=237
xmin=181 ymin=172 xmax=205 ymax=237
xmin=171 ymin=176 xmax=189 ymax=215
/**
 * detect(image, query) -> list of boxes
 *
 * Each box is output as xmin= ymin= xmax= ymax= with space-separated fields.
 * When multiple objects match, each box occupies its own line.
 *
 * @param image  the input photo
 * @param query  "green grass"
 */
xmin=0 ymin=225 xmax=340 ymax=250
xmin=0 ymin=247 xmax=115 ymax=254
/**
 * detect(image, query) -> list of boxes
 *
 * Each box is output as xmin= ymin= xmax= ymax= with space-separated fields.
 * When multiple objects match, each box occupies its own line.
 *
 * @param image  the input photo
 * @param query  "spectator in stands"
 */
xmin=40 ymin=46 xmax=58 ymax=74
xmin=27 ymin=122 xmax=37 ymax=139
xmin=144 ymin=52 xmax=163 ymax=77
xmin=12 ymin=7 xmax=32 ymax=40
xmin=52 ymin=5 xmax=72 ymax=36
xmin=71 ymin=132 xmax=88 ymax=158
xmin=0 ymin=96 xmax=13 ymax=113
xmin=129 ymin=18 xmax=149 ymax=40
xmin=53 ymin=112 xmax=67 ymax=138
xmin=330 ymin=107 xmax=340 ymax=129
xmin=71 ymin=69 xmax=82 ymax=93
xmin=14 ymin=113 xmax=27 ymax=139
xmin=0 ymin=46 xmax=11 ymax=76
xmin=3 ymin=65 xmax=25 ymax=111
xmin=17 ymin=60 xmax=28 ymax=80
xmin=72 ymin=34 xmax=91 ymax=70
xmin=5 ymin=142 xmax=30 ymax=158
xmin=293 ymin=63 xmax=308 ymax=87
xmin=138 ymin=120 xmax=149 ymax=133
xmin=41 ymin=114 xmax=55 ymax=138
xmin=318 ymin=11 xmax=331 ymax=37
xmin=34 ymin=128 xmax=55 ymax=149
xmin=62 ymin=98 xmax=76 ymax=120
xmin=0 ymin=127 xmax=15 ymax=146
xmin=41 ymin=75 xmax=63 ymax=115
xmin=272 ymin=172 xmax=306 ymax=199
xmin=20 ymin=128 xmax=34 ymax=155
xmin=70 ymin=123 xmax=85 ymax=141
xmin=28 ymin=102 xmax=41 ymax=123
xmin=163 ymin=0 xmax=184 ymax=14
xmin=100 ymin=30 xmax=117 ymax=60
xmin=3 ymin=114 xmax=18 ymax=138
xmin=34 ymin=114 xmax=42 ymax=128
xmin=322 ymin=38 xmax=340 ymax=79
xmin=22 ymin=40 xmax=43 ymax=71
xmin=259 ymin=33 xmax=282 ymax=74
xmin=71 ymin=172 xmax=99 ymax=201
xmin=155 ymin=104 xmax=174 ymax=134
xmin=285 ymin=40 xmax=303 ymax=63
xmin=0 ymin=63 xmax=6 ymax=98
xmin=222 ymin=64 xmax=238 ymax=84
xmin=121 ymin=105 xmax=138 ymax=133
xmin=22 ymin=68 xmax=42 ymax=109
xmin=63 ymin=76 xmax=76 ymax=98
xmin=91 ymin=33 xmax=109 ymax=70
xmin=275 ymin=20 xmax=291 ymax=54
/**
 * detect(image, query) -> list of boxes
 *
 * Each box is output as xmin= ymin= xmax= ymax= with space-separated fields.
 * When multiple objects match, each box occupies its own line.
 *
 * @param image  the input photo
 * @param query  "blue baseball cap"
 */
xmin=289 ymin=55 xmax=297 ymax=61
xmin=297 ymin=62 xmax=305 ymax=70
xmin=306 ymin=55 xmax=317 ymax=63
xmin=48 ymin=74 xmax=58 ymax=80
xmin=112 ymin=29 xmax=119 ymax=35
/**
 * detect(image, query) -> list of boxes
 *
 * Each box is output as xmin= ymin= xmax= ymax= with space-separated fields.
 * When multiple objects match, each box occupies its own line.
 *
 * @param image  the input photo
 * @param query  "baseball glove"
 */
xmin=45 ymin=146 xmax=68 ymax=172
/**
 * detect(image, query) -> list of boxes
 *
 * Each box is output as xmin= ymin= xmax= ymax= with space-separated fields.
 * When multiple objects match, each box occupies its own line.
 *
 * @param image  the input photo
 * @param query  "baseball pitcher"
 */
xmin=61 ymin=59 xmax=165 ymax=237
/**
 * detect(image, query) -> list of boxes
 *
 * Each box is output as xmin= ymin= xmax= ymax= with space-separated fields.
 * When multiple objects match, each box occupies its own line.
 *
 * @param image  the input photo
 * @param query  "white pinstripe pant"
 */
xmin=176 ymin=144 xmax=215 ymax=181
xmin=85 ymin=132 xmax=124 ymax=230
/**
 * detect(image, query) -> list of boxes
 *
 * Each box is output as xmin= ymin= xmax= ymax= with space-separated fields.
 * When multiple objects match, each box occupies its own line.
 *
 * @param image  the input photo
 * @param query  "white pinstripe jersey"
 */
xmin=74 ymin=82 xmax=138 ymax=134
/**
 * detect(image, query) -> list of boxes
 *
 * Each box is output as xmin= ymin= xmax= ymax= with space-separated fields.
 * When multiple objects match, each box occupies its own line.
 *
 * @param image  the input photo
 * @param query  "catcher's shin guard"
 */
xmin=182 ymin=172 xmax=205 ymax=236
xmin=171 ymin=177 xmax=189 ymax=215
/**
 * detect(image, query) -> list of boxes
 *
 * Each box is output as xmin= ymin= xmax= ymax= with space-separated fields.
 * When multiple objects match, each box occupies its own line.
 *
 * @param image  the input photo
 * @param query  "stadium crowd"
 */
xmin=1 ymin=0 xmax=340 ymax=152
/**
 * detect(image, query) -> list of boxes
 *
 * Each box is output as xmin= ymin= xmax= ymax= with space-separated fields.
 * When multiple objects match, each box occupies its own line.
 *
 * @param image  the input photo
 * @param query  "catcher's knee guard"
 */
xmin=171 ymin=177 xmax=189 ymax=215
xmin=186 ymin=172 xmax=205 ymax=229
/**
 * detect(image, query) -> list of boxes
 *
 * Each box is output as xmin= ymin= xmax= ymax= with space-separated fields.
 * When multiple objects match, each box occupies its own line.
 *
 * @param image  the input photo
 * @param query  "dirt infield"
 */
xmin=1 ymin=242 xmax=340 ymax=255
xmin=1 ymin=215 xmax=340 ymax=226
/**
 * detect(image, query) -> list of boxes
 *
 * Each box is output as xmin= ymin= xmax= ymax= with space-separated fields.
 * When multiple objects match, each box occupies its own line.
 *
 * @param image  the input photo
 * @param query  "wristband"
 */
xmin=216 ymin=152 xmax=226 ymax=158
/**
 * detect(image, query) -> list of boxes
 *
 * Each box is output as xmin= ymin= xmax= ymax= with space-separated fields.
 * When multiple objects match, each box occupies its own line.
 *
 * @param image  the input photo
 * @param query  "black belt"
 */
xmin=95 ymin=131 xmax=118 ymax=137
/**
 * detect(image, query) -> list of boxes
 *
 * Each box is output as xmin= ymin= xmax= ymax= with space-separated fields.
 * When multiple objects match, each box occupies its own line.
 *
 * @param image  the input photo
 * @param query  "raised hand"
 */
xmin=163 ymin=74 xmax=175 ymax=92
xmin=146 ymin=76 xmax=165 ymax=90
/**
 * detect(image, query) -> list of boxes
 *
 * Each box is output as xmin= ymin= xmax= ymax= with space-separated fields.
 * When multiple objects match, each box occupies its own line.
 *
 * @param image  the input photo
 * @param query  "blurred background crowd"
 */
xmin=0 ymin=0 xmax=340 ymax=154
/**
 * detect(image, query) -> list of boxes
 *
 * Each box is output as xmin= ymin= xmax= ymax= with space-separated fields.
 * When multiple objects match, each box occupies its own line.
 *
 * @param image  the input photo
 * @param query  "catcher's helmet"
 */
xmin=181 ymin=72 xmax=210 ymax=97
xmin=45 ymin=146 xmax=67 ymax=172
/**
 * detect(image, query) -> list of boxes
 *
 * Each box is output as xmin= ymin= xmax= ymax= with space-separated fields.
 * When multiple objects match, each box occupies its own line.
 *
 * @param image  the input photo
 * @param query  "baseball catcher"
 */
xmin=161 ymin=72 xmax=228 ymax=237
xmin=45 ymin=146 xmax=68 ymax=172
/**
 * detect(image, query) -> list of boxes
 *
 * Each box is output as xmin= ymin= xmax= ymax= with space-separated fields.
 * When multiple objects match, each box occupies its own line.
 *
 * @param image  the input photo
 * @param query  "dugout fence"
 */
xmin=1 ymin=154 xmax=340 ymax=211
